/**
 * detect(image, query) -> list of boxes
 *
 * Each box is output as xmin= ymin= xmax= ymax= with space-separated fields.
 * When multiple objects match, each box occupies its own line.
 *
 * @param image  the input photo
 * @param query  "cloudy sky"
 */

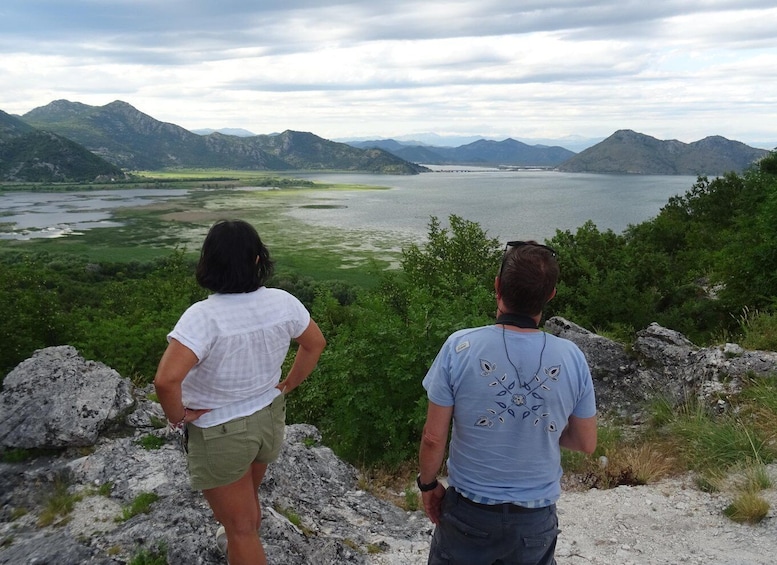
xmin=1 ymin=0 xmax=776 ymax=147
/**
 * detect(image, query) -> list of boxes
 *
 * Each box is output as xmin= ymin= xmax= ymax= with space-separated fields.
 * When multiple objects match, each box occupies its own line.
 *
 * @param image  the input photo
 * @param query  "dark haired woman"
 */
xmin=154 ymin=219 xmax=326 ymax=565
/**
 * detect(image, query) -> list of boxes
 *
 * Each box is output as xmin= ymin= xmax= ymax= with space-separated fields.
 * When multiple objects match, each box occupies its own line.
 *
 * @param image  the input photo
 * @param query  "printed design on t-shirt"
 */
xmin=476 ymin=358 xmax=561 ymax=431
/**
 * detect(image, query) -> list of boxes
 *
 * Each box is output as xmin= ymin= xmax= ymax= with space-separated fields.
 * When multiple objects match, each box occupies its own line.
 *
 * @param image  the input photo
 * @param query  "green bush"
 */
xmin=662 ymin=401 xmax=775 ymax=473
xmin=288 ymin=215 xmax=501 ymax=467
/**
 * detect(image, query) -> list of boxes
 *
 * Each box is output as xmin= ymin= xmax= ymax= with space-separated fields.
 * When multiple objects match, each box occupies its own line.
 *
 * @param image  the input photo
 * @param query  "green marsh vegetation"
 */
xmin=3 ymin=157 xmax=777 ymax=522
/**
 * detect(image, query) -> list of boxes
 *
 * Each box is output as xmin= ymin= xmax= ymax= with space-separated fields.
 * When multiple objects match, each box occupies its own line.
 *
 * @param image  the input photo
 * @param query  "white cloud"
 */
xmin=0 ymin=0 xmax=775 ymax=147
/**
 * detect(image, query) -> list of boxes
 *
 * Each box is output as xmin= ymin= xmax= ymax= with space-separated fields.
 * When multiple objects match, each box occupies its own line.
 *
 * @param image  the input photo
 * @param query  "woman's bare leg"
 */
xmin=251 ymin=462 xmax=268 ymax=532
xmin=204 ymin=467 xmax=267 ymax=565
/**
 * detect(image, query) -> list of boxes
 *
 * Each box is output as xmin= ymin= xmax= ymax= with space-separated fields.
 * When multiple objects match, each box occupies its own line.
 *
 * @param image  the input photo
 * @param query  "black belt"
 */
xmin=456 ymin=491 xmax=544 ymax=514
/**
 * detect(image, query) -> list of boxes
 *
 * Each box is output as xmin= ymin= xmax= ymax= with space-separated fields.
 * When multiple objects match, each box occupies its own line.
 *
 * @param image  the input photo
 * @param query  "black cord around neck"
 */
xmin=495 ymin=313 xmax=538 ymax=330
xmin=501 ymin=325 xmax=547 ymax=388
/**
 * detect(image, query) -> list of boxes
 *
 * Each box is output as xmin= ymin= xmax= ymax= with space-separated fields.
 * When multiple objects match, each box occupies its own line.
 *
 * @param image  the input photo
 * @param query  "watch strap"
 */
xmin=416 ymin=473 xmax=439 ymax=492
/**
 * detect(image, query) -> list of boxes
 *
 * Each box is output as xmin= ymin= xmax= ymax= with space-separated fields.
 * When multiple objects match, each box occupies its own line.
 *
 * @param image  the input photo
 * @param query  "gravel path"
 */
xmin=556 ymin=471 xmax=777 ymax=565
xmin=370 ymin=465 xmax=777 ymax=565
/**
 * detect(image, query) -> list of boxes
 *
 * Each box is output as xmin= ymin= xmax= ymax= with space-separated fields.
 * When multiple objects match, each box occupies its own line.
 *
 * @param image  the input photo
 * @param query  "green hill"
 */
xmin=557 ymin=129 xmax=768 ymax=175
xmin=0 ymin=109 xmax=125 ymax=182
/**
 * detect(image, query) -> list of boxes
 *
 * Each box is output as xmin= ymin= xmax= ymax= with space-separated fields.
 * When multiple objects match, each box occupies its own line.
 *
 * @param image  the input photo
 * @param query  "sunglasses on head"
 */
xmin=499 ymin=240 xmax=557 ymax=277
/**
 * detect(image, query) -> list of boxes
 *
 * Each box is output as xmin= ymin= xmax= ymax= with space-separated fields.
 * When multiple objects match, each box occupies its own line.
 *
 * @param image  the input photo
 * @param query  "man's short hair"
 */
xmin=498 ymin=241 xmax=559 ymax=316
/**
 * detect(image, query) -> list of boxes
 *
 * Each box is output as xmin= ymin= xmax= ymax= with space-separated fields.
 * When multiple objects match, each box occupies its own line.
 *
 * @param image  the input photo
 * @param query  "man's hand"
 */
xmin=422 ymin=483 xmax=446 ymax=524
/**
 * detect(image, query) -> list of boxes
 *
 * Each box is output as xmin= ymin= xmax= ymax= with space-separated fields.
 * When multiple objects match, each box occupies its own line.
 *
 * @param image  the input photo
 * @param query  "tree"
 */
xmin=716 ymin=151 xmax=777 ymax=310
xmin=288 ymin=215 xmax=502 ymax=466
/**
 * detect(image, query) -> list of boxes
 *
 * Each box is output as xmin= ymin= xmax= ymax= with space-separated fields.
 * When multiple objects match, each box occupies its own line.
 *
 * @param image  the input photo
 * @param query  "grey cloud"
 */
xmin=1 ymin=1 xmax=765 ymax=46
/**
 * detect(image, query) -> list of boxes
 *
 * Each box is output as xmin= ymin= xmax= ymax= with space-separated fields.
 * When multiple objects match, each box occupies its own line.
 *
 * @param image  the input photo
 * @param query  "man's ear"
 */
xmin=547 ymin=287 xmax=557 ymax=302
xmin=494 ymin=276 xmax=501 ymax=298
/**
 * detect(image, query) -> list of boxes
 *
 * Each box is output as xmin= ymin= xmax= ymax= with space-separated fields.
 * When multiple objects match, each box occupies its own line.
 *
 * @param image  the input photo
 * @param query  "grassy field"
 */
xmin=0 ymin=170 xmax=409 ymax=285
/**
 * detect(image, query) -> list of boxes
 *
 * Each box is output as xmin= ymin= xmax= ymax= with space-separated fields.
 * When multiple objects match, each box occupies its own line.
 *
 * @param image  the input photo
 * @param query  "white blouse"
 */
xmin=168 ymin=287 xmax=310 ymax=427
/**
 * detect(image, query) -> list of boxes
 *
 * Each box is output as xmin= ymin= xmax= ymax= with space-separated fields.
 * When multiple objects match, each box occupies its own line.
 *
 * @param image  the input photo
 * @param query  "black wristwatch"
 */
xmin=416 ymin=473 xmax=439 ymax=492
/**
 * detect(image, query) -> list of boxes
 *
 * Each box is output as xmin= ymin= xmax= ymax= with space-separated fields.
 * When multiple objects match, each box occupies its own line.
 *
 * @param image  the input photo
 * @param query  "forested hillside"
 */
xmin=0 ymin=109 xmax=124 ymax=182
xmin=2 ymin=151 xmax=776 ymax=467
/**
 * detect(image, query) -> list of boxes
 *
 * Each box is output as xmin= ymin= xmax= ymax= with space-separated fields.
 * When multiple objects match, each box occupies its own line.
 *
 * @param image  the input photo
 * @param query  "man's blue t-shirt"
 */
xmin=423 ymin=325 xmax=596 ymax=506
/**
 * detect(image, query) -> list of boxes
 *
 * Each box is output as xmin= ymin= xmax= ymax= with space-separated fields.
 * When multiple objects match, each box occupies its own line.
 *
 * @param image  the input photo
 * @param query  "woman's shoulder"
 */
xmin=261 ymin=286 xmax=305 ymax=301
xmin=258 ymin=286 xmax=295 ymax=300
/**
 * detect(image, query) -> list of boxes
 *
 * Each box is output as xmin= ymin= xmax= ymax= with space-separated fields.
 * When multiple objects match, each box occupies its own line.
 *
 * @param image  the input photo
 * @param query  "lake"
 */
xmin=0 ymin=169 xmax=698 ymax=243
xmin=290 ymin=168 xmax=697 ymax=241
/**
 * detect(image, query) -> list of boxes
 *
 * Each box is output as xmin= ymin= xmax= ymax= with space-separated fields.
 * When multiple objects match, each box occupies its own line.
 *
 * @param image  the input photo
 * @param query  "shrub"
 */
xmin=289 ymin=215 xmax=501 ymax=467
xmin=663 ymin=401 xmax=774 ymax=473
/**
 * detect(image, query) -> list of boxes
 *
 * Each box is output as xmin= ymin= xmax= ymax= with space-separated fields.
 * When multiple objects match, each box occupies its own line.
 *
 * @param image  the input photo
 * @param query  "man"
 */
xmin=418 ymin=241 xmax=597 ymax=565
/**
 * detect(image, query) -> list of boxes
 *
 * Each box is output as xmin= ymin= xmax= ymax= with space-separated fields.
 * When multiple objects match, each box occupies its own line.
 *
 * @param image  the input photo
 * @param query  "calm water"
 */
xmin=291 ymin=168 xmax=697 ymax=242
xmin=0 ymin=170 xmax=697 ymax=242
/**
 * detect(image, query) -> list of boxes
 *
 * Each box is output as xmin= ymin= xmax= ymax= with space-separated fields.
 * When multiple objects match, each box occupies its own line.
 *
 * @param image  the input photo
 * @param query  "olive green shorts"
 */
xmin=186 ymin=394 xmax=286 ymax=491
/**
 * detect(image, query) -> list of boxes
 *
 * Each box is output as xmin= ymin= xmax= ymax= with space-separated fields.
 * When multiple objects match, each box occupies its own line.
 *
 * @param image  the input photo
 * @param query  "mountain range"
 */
xmin=19 ymin=100 xmax=427 ymax=176
xmin=346 ymin=138 xmax=576 ymax=168
xmin=340 ymin=133 xmax=604 ymax=153
xmin=349 ymin=132 xmax=768 ymax=175
xmin=0 ymin=99 xmax=771 ymax=182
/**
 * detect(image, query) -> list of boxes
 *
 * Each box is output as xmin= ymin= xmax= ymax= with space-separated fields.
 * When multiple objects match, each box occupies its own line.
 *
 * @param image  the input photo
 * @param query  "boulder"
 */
xmin=0 ymin=346 xmax=134 ymax=449
xmin=545 ymin=317 xmax=777 ymax=420
xmin=544 ymin=317 xmax=645 ymax=419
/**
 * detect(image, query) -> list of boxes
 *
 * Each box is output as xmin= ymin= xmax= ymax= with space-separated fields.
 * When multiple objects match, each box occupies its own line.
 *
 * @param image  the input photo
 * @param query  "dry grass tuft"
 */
xmin=723 ymin=492 xmax=771 ymax=524
xmin=578 ymin=443 xmax=678 ymax=489
xmin=357 ymin=463 xmax=418 ymax=510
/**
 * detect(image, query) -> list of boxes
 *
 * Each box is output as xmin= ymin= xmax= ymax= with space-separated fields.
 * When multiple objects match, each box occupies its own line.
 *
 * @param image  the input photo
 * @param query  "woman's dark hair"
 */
xmin=195 ymin=220 xmax=275 ymax=293
xmin=499 ymin=242 xmax=558 ymax=316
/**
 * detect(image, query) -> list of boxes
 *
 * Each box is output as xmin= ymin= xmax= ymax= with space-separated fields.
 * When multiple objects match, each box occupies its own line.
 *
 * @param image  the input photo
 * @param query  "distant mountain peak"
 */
xmin=192 ymin=127 xmax=257 ymax=137
xmin=558 ymin=131 xmax=767 ymax=175
xmin=347 ymin=136 xmax=575 ymax=167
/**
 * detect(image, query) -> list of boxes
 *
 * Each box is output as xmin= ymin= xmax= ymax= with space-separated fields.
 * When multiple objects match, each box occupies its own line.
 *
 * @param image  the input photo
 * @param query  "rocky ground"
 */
xmin=368 ymin=465 xmax=777 ymax=565
xmin=3 ymin=342 xmax=776 ymax=565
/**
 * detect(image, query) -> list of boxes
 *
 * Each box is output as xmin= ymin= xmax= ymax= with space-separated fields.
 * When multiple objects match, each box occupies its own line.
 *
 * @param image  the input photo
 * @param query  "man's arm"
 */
xmin=559 ymin=414 xmax=597 ymax=454
xmin=418 ymin=401 xmax=453 ymax=524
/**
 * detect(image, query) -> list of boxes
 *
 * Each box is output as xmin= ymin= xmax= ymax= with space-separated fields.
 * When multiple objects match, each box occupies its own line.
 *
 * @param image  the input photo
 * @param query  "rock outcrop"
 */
xmin=545 ymin=318 xmax=777 ymax=421
xmin=1 ymin=320 xmax=776 ymax=564
xmin=0 ymin=346 xmax=134 ymax=448
xmin=0 ymin=347 xmax=429 ymax=564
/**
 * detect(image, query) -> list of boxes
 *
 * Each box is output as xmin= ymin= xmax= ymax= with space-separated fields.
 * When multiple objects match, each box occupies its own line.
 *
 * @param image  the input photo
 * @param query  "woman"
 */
xmin=154 ymin=219 xmax=326 ymax=565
